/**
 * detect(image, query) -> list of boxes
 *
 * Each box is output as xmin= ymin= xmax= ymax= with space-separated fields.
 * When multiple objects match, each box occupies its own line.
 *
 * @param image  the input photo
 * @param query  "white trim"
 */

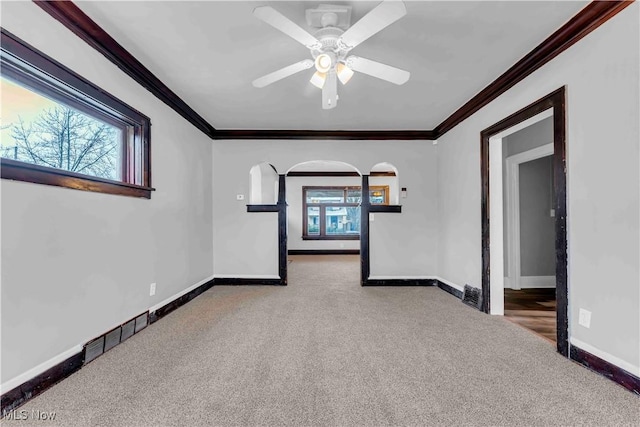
xmin=213 ymin=274 xmax=280 ymax=279
xmin=520 ymin=276 xmax=556 ymax=288
xmin=432 ymin=276 xmax=465 ymax=292
xmin=367 ymin=275 xmax=432 ymax=280
xmin=0 ymin=345 xmax=83 ymax=394
xmin=149 ymin=274 xmax=214 ymax=313
xmin=570 ymin=337 xmax=640 ymax=377
xmin=505 ymin=143 xmax=554 ymax=291
xmin=489 ymin=136 xmax=505 ymax=315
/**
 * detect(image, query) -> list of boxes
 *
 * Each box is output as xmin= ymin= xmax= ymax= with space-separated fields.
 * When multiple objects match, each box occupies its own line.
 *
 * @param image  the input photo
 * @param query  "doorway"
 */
xmin=502 ymin=119 xmax=556 ymax=343
xmin=480 ymin=87 xmax=568 ymax=356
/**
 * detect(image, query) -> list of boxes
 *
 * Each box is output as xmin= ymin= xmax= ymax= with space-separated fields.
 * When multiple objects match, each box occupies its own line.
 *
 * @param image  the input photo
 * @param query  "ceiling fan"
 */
xmin=252 ymin=0 xmax=410 ymax=109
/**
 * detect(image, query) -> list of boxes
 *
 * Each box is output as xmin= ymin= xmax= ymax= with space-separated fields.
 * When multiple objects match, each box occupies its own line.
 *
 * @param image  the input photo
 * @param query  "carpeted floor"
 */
xmin=2 ymin=255 xmax=638 ymax=426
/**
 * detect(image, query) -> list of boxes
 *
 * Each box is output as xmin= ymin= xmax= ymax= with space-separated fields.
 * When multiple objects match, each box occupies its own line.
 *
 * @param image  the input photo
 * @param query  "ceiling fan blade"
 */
xmin=254 ymin=6 xmax=321 ymax=49
xmin=322 ymin=70 xmax=338 ymax=109
xmin=339 ymin=0 xmax=406 ymax=49
xmin=252 ymin=60 xmax=314 ymax=88
xmin=346 ymin=56 xmax=410 ymax=85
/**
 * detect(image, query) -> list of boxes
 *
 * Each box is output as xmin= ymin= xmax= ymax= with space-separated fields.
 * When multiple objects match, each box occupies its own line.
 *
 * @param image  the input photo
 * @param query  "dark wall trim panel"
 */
xmin=246 ymin=204 xmax=279 ymax=212
xmin=149 ymin=280 xmax=214 ymax=324
xmin=434 ymin=1 xmax=632 ymax=137
xmin=570 ymin=346 xmax=640 ymax=395
xmin=365 ymin=279 xmax=436 ymax=286
xmin=369 ymin=205 xmax=402 ymax=213
xmin=214 ymin=278 xmax=283 ymax=286
xmin=287 ymin=171 xmax=360 ymax=177
xmin=214 ymin=129 xmax=437 ymax=140
xmin=288 ymin=249 xmax=360 ymax=255
xmin=33 ymin=0 xmax=216 ymax=139
xmin=436 ymin=280 xmax=464 ymax=299
xmin=1 ymin=352 xmax=83 ymax=417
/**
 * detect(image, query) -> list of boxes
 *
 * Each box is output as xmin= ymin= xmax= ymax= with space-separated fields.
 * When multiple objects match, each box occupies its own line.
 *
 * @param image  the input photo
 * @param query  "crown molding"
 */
xmin=33 ymin=0 xmax=216 ymax=139
xmin=33 ymin=1 xmax=633 ymax=141
xmin=433 ymin=0 xmax=634 ymax=138
xmin=213 ymin=129 xmax=437 ymax=140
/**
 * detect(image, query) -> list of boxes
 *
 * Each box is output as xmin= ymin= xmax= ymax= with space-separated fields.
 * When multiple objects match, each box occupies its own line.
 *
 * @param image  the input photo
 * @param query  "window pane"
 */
xmin=370 ymin=189 xmax=386 ymax=204
xmin=307 ymin=206 xmax=320 ymax=235
xmin=306 ymin=189 xmax=344 ymax=204
xmin=325 ymin=206 xmax=360 ymax=235
xmin=1 ymin=76 xmax=122 ymax=181
xmin=346 ymin=189 xmax=361 ymax=203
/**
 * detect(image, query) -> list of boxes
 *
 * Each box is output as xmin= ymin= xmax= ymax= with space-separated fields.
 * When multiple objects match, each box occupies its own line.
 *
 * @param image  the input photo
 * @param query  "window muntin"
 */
xmin=0 ymin=29 xmax=152 ymax=198
xmin=302 ymin=186 xmax=388 ymax=240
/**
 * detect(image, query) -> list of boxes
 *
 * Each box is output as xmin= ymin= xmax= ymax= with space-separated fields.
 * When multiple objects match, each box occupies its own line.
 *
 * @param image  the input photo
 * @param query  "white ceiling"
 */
xmin=77 ymin=1 xmax=587 ymax=131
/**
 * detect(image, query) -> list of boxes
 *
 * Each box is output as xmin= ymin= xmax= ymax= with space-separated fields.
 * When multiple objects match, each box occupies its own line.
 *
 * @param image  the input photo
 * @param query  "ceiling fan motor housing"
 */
xmin=305 ymin=5 xmax=352 ymax=29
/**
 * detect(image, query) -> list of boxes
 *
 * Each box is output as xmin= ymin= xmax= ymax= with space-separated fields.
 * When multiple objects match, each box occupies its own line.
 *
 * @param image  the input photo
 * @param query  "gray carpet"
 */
xmin=3 ymin=255 xmax=638 ymax=426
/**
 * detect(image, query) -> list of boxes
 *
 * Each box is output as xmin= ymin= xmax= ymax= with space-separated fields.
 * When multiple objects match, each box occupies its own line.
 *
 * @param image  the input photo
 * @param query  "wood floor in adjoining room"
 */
xmin=504 ymin=288 xmax=557 ymax=343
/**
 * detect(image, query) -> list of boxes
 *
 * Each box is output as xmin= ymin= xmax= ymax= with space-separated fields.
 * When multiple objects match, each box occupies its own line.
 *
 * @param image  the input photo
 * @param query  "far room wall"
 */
xmin=437 ymin=4 xmax=639 ymax=375
xmin=212 ymin=140 xmax=437 ymax=278
xmin=501 ymin=117 xmax=555 ymax=287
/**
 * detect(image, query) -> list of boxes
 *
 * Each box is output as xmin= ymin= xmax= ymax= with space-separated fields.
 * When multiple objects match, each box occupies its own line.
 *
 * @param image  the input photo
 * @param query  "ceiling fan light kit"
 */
xmin=252 ymin=0 xmax=410 ymax=110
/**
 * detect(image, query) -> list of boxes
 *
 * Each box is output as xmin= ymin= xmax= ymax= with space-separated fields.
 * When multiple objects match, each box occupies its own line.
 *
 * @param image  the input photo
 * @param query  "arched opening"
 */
xmin=249 ymin=162 xmax=278 ymax=204
xmin=370 ymin=162 xmax=399 ymax=205
xmin=286 ymin=160 xmax=362 ymax=250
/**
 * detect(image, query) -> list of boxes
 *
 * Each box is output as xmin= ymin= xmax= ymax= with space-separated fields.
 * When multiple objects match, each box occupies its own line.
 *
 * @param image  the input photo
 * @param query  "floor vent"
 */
xmin=134 ymin=313 xmax=148 ymax=333
xmin=104 ymin=327 xmax=121 ymax=352
xmin=83 ymin=312 xmax=148 ymax=365
xmin=462 ymin=285 xmax=483 ymax=310
xmin=84 ymin=336 xmax=104 ymax=364
xmin=121 ymin=319 xmax=135 ymax=341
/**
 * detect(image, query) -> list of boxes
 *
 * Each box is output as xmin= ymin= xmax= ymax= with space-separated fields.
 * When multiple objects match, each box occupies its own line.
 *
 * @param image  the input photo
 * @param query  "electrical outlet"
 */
xmin=578 ymin=308 xmax=591 ymax=328
xmin=236 ymin=194 xmax=245 ymax=201
xmin=550 ymin=209 xmax=556 ymax=217
xmin=369 ymin=213 xmax=375 ymax=221
xmin=149 ymin=283 xmax=156 ymax=296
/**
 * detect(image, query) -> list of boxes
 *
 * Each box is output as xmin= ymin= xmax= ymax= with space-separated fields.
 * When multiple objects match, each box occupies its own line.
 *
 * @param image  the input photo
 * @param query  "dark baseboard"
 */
xmin=214 ymin=277 xmax=284 ymax=286
xmin=436 ymin=280 xmax=464 ymax=299
xmin=364 ymin=279 xmax=436 ymax=286
xmin=570 ymin=345 xmax=640 ymax=395
xmin=2 ymin=278 xmax=215 ymax=416
xmin=288 ymin=249 xmax=360 ymax=255
xmin=149 ymin=279 xmax=214 ymax=324
xmin=1 ymin=352 xmax=84 ymax=417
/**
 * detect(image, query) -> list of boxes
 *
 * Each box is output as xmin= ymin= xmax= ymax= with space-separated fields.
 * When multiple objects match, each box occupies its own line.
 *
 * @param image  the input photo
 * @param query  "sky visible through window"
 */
xmin=1 ymin=76 xmax=121 ymax=181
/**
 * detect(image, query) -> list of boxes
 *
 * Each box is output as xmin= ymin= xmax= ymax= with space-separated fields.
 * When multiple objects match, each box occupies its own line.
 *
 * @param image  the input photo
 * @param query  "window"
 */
xmin=303 ymin=186 xmax=388 ymax=240
xmin=0 ymin=29 xmax=152 ymax=198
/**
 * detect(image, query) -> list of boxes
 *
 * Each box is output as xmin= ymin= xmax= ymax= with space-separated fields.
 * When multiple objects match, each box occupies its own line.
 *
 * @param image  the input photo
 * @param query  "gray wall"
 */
xmin=502 ymin=116 xmax=554 ymax=277
xmin=437 ymin=4 xmax=639 ymax=375
xmin=519 ymin=156 xmax=555 ymax=276
xmin=1 ymin=3 xmax=214 ymax=385
xmin=505 ymin=117 xmax=553 ymax=156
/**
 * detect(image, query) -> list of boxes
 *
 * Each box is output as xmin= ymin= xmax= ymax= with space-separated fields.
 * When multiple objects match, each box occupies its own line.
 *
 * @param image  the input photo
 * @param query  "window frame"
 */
xmin=0 ymin=28 xmax=153 ymax=198
xmin=302 ymin=185 xmax=389 ymax=240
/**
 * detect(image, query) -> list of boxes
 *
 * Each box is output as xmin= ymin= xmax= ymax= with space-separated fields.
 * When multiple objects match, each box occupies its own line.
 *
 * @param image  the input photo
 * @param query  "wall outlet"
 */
xmin=236 ymin=194 xmax=245 ymax=201
xmin=149 ymin=283 xmax=156 ymax=296
xmin=578 ymin=308 xmax=591 ymax=328
xmin=369 ymin=213 xmax=374 ymax=221
xmin=550 ymin=209 xmax=556 ymax=217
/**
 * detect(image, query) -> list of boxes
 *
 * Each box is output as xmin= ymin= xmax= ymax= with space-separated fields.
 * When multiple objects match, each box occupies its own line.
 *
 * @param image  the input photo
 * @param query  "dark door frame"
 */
xmin=480 ymin=86 xmax=568 ymax=357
